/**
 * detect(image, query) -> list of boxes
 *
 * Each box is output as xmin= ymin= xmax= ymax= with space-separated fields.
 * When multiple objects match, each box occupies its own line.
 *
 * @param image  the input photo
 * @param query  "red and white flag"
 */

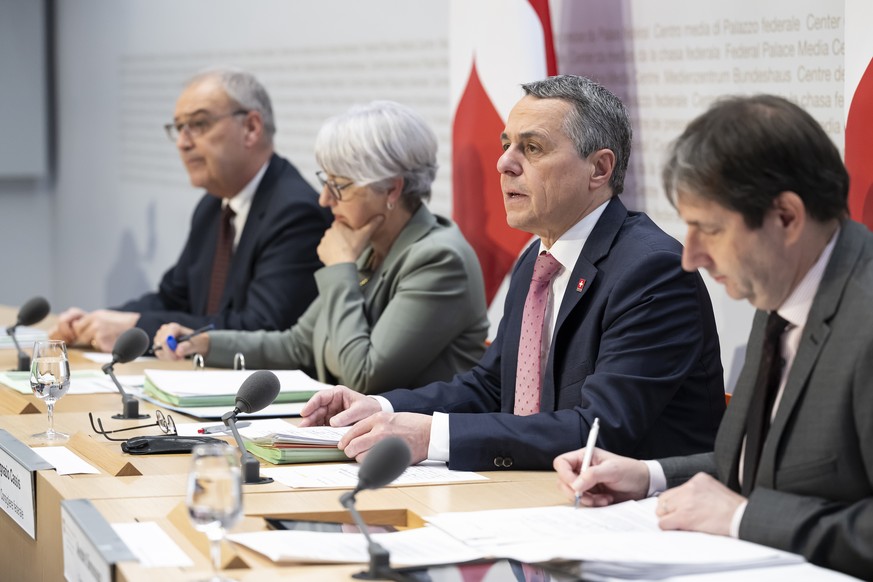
xmin=450 ymin=0 xmax=558 ymax=332
xmin=845 ymin=0 xmax=873 ymax=229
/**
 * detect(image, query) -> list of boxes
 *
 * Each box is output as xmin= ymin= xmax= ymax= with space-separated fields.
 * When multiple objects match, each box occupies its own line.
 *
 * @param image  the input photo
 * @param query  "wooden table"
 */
xmin=0 ymin=309 xmax=567 ymax=581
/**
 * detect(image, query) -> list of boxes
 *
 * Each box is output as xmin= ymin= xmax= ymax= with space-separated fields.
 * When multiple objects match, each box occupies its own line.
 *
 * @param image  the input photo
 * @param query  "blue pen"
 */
xmin=165 ymin=323 xmax=216 ymax=351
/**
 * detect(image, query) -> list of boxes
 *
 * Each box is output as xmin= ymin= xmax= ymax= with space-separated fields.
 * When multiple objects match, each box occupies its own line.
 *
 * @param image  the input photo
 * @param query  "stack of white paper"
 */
xmin=425 ymin=502 xmax=805 ymax=578
xmin=228 ymin=527 xmax=485 ymax=567
xmin=262 ymin=460 xmax=488 ymax=489
xmin=0 ymin=325 xmax=47 ymax=350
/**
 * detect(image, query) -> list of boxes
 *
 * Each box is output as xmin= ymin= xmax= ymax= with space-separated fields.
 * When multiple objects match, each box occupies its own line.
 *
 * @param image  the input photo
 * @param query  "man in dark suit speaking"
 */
xmin=300 ymin=75 xmax=725 ymax=471
xmin=51 ymin=69 xmax=330 ymax=351
xmin=556 ymin=95 xmax=873 ymax=579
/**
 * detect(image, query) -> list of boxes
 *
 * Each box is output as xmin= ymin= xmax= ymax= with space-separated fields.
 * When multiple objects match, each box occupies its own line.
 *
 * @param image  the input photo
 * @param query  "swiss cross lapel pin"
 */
xmin=576 ymin=278 xmax=586 ymax=292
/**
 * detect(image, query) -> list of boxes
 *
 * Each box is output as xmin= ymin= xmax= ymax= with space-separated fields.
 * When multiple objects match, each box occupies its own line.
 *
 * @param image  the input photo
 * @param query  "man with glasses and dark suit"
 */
xmin=51 ymin=68 xmax=330 ymax=352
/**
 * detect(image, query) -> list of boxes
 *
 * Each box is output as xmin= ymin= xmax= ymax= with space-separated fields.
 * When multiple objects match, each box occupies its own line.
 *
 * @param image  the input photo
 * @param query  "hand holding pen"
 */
xmin=152 ymin=323 xmax=214 ymax=361
xmin=553 ymin=418 xmax=652 ymax=509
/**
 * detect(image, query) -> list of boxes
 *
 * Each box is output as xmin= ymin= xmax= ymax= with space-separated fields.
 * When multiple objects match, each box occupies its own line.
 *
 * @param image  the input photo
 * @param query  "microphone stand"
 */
xmin=222 ymin=410 xmax=272 ymax=485
xmin=6 ymin=326 xmax=30 ymax=372
xmin=340 ymin=489 xmax=411 ymax=581
xmin=101 ymin=361 xmax=149 ymax=419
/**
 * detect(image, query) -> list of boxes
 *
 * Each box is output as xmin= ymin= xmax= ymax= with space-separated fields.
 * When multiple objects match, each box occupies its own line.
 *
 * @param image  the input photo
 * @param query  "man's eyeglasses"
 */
xmin=164 ymin=109 xmax=248 ymax=142
xmin=316 ymin=170 xmax=354 ymax=202
xmin=89 ymin=410 xmax=177 ymax=441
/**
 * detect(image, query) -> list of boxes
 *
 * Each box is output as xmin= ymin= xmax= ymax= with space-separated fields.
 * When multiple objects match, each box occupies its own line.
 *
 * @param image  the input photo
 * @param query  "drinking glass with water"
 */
xmin=29 ymin=339 xmax=71 ymax=444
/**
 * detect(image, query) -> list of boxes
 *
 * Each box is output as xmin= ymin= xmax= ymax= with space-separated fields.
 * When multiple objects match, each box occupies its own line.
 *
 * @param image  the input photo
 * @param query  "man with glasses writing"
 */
xmin=50 ymin=68 xmax=330 ymax=352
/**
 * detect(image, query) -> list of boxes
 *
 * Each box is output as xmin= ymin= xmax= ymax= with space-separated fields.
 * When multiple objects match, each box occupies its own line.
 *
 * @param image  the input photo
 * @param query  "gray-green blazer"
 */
xmin=206 ymin=205 xmax=489 ymax=394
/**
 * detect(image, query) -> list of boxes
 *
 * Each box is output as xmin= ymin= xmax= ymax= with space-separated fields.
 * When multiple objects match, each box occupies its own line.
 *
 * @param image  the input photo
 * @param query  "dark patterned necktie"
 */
xmin=741 ymin=311 xmax=789 ymax=496
xmin=206 ymin=205 xmax=236 ymax=315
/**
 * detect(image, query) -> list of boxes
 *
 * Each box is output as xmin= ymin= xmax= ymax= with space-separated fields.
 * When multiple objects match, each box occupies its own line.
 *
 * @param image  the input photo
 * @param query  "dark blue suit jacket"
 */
xmin=118 ymin=154 xmax=332 ymax=340
xmin=385 ymin=198 xmax=725 ymax=470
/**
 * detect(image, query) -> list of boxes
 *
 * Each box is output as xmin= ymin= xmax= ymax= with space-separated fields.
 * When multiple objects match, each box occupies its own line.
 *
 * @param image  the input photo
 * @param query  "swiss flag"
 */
xmin=846 ymin=56 xmax=873 ymax=229
xmin=845 ymin=0 xmax=873 ymax=230
xmin=450 ymin=0 xmax=558 ymax=307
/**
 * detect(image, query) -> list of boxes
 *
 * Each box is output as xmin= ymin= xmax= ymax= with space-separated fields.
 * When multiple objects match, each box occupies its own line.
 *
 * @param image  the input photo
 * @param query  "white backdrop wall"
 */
xmin=0 ymin=0 xmax=847 ymax=388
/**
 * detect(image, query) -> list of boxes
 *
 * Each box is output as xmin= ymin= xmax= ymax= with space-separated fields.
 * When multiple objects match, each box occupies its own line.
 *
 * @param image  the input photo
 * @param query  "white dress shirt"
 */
xmin=222 ymin=161 xmax=268 ymax=249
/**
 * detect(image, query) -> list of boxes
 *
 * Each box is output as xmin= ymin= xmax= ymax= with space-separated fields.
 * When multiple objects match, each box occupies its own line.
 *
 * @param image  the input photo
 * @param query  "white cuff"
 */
xmin=730 ymin=500 xmax=748 ymax=538
xmin=370 ymin=395 xmax=394 ymax=413
xmin=644 ymin=460 xmax=667 ymax=497
xmin=427 ymin=412 xmax=450 ymax=462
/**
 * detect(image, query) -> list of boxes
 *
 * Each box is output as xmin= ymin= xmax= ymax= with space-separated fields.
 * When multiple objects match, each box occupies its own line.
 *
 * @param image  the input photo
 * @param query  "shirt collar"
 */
xmin=776 ymin=227 xmax=840 ymax=329
xmin=537 ymin=200 xmax=610 ymax=272
xmin=224 ymin=161 xmax=268 ymax=214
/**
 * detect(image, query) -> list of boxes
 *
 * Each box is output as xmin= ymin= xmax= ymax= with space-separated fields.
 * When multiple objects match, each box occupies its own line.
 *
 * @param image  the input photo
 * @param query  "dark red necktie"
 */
xmin=206 ymin=205 xmax=235 ymax=315
xmin=741 ymin=311 xmax=789 ymax=496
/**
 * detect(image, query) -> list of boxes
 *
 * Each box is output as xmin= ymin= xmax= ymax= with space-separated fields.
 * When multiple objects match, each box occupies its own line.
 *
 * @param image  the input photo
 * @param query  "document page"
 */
xmin=426 ymin=502 xmax=805 ymax=577
xmin=111 ymin=522 xmax=193 ymax=568
xmin=228 ymin=526 xmax=485 ymax=566
xmin=507 ymin=531 xmax=805 ymax=576
xmin=262 ymin=461 xmax=487 ymax=489
xmin=426 ymin=501 xmax=659 ymax=547
xmin=32 ymin=447 xmax=100 ymax=475
xmin=0 ymin=370 xmax=135 ymax=395
xmin=236 ymin=419 xmax=349 ymax=444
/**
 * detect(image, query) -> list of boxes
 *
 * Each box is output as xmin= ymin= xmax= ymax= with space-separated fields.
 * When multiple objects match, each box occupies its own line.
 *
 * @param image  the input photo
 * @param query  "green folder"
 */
xmin=141 ymin=369 xmax=329 ymax=408
xmin=243 ymin=439 xmax=350 ymax=464
xmin=143 ymin=378 xmax=317 ymax=407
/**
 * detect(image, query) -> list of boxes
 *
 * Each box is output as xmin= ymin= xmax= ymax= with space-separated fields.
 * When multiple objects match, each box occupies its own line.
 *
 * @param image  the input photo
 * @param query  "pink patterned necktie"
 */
xmin=514 ymin=252 xmax=562 ymax=415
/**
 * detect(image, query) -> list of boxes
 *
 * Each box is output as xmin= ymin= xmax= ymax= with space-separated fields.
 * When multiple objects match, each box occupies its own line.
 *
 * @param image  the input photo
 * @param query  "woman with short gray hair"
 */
xmin=155 ymin=101 xmax=489 ymax=394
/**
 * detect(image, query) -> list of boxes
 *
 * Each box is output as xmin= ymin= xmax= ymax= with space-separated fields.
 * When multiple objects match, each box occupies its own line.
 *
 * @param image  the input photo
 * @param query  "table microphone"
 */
xmin=222 ymin=370 xmax=280 ymax=484
xmin=6 ymin=296 xmax=50 ymax=371
xmin=102 ymin=328 xmax=150 ymax=419
xmin=340 ymin=437 xmax=413 ymax=581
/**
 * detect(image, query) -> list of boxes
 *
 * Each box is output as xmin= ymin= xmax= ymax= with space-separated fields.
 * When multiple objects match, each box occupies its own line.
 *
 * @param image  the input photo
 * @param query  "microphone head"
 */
xmin=234 ymin=370 xmax=280 ymax=414
xmin=111 ymin=328 xmax=150 ymax=363
xmin=17 ymin=296 xmax=51 ymax=327
xmin=357 ymin=437 xmax=411 ymax=491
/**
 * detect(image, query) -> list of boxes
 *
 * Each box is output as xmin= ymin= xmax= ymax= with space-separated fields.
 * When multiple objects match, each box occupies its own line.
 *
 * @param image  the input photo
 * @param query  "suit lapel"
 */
xmin=553 ymin=198 xmax=625 ymax=333
xmin=218 ymin=155 xmax=279 ymax=310
xmin=540 ymin=198 xmax=626 ymax=411
xmin=501 ymin=242 xmax=539 ymax=411
xmin=755 ymin=221 xmax=864 ymax=488
xmin=366 ymin=206 xmax=437 ymax=299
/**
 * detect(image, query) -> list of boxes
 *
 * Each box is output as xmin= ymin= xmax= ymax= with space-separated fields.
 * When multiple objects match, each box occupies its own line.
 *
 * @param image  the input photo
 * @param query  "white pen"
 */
xmin=575 ymin=417 xmax=600 ymax=508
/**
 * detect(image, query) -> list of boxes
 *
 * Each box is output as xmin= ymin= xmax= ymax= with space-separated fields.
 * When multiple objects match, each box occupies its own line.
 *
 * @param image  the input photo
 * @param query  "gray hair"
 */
xmin=522 ymin=75 xmax=632 ymax=195
xmin=187 ymin=68 xmax=276 ymax=140
xmin=315 ymin=100 xmax=438 ymax=210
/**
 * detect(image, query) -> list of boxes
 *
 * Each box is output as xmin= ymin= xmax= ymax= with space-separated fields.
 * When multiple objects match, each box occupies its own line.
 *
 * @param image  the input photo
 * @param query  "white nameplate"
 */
xmin=62 ymin=499 xmax=136 ymax=582
xmin=0 ymin=430 xmax=52 ymax=539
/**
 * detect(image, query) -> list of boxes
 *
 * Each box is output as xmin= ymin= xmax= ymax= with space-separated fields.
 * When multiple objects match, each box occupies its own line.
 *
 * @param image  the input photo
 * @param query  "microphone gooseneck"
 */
xmin=223 ymin=370 xmax=280 ymax=484
xmin=7 ymin=296 xmax=51 ymax=372
xmin=340 ymin=437 xmax=413 ymax=581
xmin=102 ymin=328 xmax=150 ymax=419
